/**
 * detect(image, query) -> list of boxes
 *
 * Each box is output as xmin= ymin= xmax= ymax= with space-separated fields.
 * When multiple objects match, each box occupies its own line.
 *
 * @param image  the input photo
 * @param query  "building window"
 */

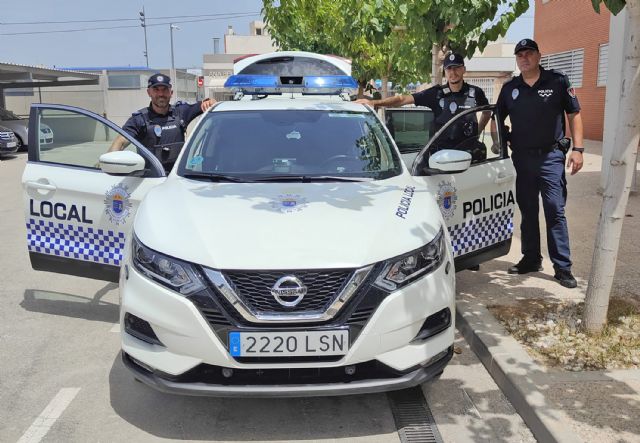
xmin=465 ymin=78 xmax=495 ymax=102
xmin=540 ymin=49 xmax=584 ymax=87
xmin=107 ymin=74 xmax=141 ymax=89
xmin=255 ymin=28 xmax=262 ymax=36
xmin=598 ymin=43 xmax=609 ymax=87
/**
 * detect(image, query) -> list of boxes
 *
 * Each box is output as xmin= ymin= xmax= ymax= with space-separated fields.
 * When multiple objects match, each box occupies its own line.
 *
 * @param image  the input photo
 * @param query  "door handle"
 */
xmin=26 ymin=181 xmax=57 ymax=191
xmin=494 ymin=174 xmax=514 ymax=184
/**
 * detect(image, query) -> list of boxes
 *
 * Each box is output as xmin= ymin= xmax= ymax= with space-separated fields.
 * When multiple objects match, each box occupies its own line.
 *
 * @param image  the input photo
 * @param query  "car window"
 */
xmin=35 ymin=108 xmax=137 ymax=169
xmin=385 ymin=108 xmax=434 ymax=154
xmin=179 ymin=110 xmax=403 ymax=180
xmin=238 ymin=56 xmax=344 ymax=76
xmin=425 ymin=108 xmax=502 ymax=166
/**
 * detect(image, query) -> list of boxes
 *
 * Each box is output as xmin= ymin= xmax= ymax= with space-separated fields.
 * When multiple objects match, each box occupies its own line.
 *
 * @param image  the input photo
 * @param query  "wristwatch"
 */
xmin=572 ymin=147 xmax=584 ymax=153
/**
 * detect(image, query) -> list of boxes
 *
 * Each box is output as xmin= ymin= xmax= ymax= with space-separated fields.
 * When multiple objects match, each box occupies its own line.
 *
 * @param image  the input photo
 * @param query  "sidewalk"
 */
xmin=455 ymin=140 xmax=640 ymax=443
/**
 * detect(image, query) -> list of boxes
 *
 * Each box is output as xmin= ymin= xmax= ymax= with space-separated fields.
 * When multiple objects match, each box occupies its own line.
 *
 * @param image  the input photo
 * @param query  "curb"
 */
xmin=455 ymin=297 xmax=583 ymax=443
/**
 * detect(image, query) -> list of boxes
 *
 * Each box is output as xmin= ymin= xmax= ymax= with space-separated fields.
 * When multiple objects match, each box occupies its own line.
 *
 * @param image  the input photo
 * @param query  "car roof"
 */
xmin=212 ymin=98 xmax=370 ymax=113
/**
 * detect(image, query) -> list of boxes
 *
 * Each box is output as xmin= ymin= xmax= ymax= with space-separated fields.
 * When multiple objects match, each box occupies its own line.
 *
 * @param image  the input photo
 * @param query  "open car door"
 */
xmin=410 ymin=104 xmax=516 ymax=271
xmin=22 ymin=104 xmax=166 ymax=282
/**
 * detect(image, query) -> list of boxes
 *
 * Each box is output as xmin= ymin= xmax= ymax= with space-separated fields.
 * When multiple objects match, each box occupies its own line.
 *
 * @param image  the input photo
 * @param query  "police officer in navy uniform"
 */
xmin=355 ymin=53 xmax=491 ymax=162
xmin=109 ymin=73 xmax=215 ymax=172
xmin=495 ymin=39 xmax=584 ymax=288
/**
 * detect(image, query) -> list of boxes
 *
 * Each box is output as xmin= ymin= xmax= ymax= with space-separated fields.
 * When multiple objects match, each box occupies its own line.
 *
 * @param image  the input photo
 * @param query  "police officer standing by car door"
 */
xmin=109 ymin=73 xmax=215 ymax=172
xmin=355 ymin=53 xmax=491 ymax=162
xmin=495 ymin=39 xmax=584 ymax=288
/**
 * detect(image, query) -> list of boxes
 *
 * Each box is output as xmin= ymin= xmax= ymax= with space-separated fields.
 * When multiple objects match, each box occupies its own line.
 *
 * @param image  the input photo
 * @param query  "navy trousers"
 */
xmin=511 ymin=148 xmax=572 ymax=271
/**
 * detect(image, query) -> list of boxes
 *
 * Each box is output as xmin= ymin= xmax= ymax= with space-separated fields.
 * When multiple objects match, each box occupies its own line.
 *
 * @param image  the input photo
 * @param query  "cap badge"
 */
xmin=449 ymin=54 xmax=455 ymax=61
xmin=157 ymin=75 xmax=164 ymax=82
xmin=512 ymin=89 xmax=519 ymax=100
xmin=520 ymin=39 xmax=527 ymax=46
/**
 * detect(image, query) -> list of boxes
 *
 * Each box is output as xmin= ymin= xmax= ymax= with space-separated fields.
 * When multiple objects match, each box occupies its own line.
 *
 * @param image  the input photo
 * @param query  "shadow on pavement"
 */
xmin=20 ymin=283 xmax=119 ymax=323
xmin=107 ymin=355 xmax=398 ymax=441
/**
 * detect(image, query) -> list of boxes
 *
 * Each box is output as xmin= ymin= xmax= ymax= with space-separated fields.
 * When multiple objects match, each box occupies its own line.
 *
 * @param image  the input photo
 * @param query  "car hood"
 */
xmin=134 ymin=175 xmax=443 ymax=270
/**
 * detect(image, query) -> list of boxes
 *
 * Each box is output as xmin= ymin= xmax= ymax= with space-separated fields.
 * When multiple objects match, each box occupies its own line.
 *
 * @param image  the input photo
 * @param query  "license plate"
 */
xmin=6 ymin=142 xmax=16 ymax=148
xmin=229 ymin=330 xmax=349 ymax=357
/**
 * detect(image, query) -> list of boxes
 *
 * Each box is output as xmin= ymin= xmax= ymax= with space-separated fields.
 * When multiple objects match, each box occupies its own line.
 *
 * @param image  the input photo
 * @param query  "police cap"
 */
xmin=148 ymin=73 xmax=172 ymax=88
xmin=514 ymin=38 xmax=539 ymax=54
xmin=443 ymin=53 xmax=465 ymax=69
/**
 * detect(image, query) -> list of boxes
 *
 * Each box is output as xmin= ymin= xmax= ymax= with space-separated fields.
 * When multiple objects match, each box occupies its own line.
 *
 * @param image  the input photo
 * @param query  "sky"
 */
xmin=0 ymin=0 xmax=534 ymax=70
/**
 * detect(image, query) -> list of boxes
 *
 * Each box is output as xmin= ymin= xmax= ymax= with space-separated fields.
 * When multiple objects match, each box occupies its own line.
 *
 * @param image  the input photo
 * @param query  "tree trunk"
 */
xmin=431 ymin=43 xmax=443 ymax=86
xmin=584 ymin=0 xmax=640 ymax=333
xmin=382 ymin=75 xmax=389 ymax=98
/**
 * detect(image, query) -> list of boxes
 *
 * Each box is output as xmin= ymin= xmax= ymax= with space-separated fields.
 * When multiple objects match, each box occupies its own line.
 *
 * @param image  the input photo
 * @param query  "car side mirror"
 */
xmin=427 ymin=149 xmax=472 ymax=174
xmin=99 ymin=151 xmax=146 ymax=175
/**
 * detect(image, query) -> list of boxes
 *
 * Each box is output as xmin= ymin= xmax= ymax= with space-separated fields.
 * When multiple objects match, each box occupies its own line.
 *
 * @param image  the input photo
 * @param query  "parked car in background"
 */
xmin=0 ymin=107 xmax=53 ymax=150
xmin=0 ymin=124 xmax=19 ymax=156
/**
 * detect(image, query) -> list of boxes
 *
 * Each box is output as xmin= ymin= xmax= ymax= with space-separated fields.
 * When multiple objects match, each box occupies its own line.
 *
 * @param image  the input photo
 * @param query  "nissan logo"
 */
xmin=271 ymin=275 xmax=307 ymax=307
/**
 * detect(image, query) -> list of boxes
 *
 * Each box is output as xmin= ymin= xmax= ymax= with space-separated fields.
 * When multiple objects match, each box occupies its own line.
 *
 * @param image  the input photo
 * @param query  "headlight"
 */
xmin=375 ymin=227 xmax=446 ymax=291
xmin=132 ymin=235 xmax=205 ymax=295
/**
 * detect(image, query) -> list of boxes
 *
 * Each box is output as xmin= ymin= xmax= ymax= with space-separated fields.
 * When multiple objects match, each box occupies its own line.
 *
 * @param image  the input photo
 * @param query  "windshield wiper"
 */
xmin=181 ymin=172 xmax=252 ymax=183
xmin=252 ymin=175 xmax=372 ymax=183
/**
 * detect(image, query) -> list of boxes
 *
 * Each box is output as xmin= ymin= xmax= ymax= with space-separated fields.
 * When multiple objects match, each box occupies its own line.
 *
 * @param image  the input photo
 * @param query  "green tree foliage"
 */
xmin=592 ymin=0 xmax=627 ymax=14
xmin=262 ymin=0 xmax=529 ymax=87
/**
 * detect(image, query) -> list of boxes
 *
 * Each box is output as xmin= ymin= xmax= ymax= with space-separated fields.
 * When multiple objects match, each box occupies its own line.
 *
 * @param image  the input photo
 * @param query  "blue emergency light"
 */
xmin=224 ymin=74 xmax=357 ymax=95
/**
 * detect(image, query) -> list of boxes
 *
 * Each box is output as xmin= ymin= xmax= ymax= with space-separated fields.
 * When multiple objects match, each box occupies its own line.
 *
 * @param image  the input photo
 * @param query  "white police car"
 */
xmin=21 ymin=52 xmax=515 ymax=397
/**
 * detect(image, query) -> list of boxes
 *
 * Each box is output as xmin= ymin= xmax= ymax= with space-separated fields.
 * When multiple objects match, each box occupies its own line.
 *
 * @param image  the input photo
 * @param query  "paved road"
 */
xmin=0 ymin=153 xmax=534 ymax=442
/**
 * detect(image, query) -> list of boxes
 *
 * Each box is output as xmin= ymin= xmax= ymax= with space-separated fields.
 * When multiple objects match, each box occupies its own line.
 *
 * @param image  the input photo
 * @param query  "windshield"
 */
xmin=0 ymin=108 xmax=21 ymax=120
xmin=178 ymin=110 xmax=402 ymax=181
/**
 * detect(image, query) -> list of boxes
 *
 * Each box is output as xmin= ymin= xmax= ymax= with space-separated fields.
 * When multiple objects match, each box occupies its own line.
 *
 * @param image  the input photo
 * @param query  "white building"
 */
xmin=5 ymin=67 xmax=200 ymax=126
xmin=203 ymin=21 xmax=277 ymax=101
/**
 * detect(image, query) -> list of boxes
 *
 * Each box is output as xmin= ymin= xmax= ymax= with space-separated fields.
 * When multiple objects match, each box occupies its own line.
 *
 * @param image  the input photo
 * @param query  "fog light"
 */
xmin=345 ymin=365 xmax=356 ymax=376
xmin=222 ymin=368 xmax=234 ymax=378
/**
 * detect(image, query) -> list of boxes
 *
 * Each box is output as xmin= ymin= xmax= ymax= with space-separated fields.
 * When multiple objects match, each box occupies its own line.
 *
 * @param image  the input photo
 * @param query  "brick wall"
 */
xmin=534 ymin=0 xmax=610 ymax=140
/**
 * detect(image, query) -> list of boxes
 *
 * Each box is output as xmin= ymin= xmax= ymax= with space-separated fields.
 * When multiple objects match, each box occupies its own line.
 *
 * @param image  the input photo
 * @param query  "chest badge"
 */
xmin=438 ymin=98 xmax=445 ymax=109
xmin=449 ymin=102 xmax=458 ymax=113
xmin=512 ymin=89 xmax=519 ymax=100
xmin=153 ymin=125 xmax=162 ymax=137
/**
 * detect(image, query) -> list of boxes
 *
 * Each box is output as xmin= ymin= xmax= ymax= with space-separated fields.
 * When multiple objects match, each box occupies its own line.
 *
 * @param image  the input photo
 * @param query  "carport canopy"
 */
xmin=0 ymin=62 xmax=99 ymax=108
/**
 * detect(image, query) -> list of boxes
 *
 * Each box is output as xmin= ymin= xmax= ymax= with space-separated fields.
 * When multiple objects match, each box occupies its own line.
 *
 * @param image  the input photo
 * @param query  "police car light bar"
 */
xmin=224 ymin=74 xmax=357 ymax=95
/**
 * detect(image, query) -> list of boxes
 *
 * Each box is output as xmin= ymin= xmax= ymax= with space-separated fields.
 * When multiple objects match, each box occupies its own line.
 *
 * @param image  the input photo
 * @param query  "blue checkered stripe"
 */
xmin=26 ymin=218 xmax=126 ymax=266
xmin=448 ymin=209 xmax=514 ymax=257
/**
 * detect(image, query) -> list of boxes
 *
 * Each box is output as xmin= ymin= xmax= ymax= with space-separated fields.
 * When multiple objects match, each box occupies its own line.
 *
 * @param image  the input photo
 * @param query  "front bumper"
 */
xmin=0 ymin=139 xmax=18 ymax=154
xmin=120 ymin=254 xmax=456 ymax=396
xmin=123 ymin=346 xmax=453 ymax=398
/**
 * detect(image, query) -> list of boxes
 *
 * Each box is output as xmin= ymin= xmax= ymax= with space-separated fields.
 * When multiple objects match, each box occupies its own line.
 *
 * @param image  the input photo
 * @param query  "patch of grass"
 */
xmin=488 ymin=297 xmax=640 ymax=371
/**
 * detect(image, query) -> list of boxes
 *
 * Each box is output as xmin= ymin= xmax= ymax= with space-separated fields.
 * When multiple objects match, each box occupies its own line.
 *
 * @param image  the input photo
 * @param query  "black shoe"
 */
xmin=554 ymin=269 xmax=577 ymax=288
xmin=508 ymin=258 xmax=543 ymax=274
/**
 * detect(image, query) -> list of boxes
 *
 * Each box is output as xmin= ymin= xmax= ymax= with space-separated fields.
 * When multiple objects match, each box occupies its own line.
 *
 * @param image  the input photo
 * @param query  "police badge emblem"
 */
xmin=157 ymin=75 xmax=164 ymax=82
xmin=104 ymin=184 xmax=133 ymax=225
xmin=520 ymin=39 xmax=527 ymax=46
xmin=449 ymin=102 xmax=458 ymax=113
xmin=153 ymin=125 xmax=162 ymax=137
xmin=437 ymin=181 xmax=458 ymax=220
xmin=512 ymin=88 xmax=519 ymax=100
xmin=439 ymin=98 xmax=445 ymax=109
xmin=270 ymin=194 xmax=308 ymax=213
xmin=449 ymin=54 xmax=455 ymax=61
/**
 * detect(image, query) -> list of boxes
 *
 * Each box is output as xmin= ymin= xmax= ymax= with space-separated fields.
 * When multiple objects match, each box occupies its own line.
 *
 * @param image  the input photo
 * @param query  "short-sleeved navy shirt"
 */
xmin=122 ymin=101 xmax=204 ymax=144
xmin=496 ymin=67 xmax=580 ymax=151
xmin=412 ymin=82 xmax=489 ymax=121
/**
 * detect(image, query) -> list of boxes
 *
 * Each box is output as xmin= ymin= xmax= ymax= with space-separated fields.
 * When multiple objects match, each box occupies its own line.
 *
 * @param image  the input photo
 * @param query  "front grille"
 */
xmin=224 ymin=269 xmax=353 ymax=314
xmin=0 ymin=132 xmax=13 ymax=139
